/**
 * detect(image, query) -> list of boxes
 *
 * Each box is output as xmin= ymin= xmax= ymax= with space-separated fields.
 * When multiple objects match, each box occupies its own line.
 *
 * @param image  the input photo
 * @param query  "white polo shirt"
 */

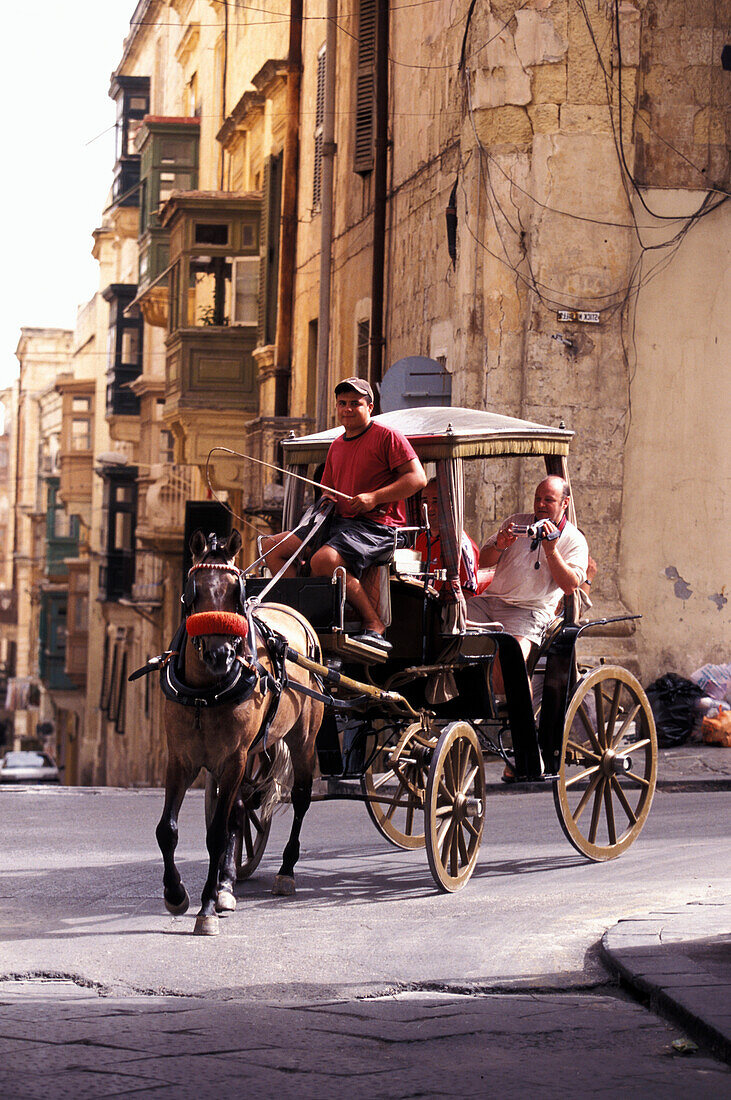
xmin=487 ymin=513 xmax=588 ymax=617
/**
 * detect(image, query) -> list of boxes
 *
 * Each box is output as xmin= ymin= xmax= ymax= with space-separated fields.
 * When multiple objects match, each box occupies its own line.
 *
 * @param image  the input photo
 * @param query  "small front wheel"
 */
xmin=205 ymin=752 xmax=273 ymax=881
xmin=553 ymin=666 xmax=657 ymax=861
xmin=361 ymin=721 xmax=430 ymax=850
xmin=425 ymin=722 xmax=486 ymax=893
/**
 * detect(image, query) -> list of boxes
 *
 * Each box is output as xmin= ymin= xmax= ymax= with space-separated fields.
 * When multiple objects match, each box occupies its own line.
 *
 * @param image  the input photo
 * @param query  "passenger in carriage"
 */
xmin=467 ymin=476 xmax=589 ymax=691
xmin=261 ymin=377 xmax=426 ymax=651
xmin=415 ymin=478 xmax=480 ymax=595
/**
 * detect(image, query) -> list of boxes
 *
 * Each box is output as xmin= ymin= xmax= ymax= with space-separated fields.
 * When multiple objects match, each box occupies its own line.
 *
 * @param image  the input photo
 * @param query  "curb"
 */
xmin=600 ymin=919 xmax=731 ymax=1066
xmin=482 ymin=778 xmax=731 ymax=795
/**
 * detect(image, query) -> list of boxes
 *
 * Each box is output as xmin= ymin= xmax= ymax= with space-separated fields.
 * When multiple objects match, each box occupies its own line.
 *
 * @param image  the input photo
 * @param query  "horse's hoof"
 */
xmin=272 ymin=874 xmax=296 ymax=897
xmin=164 ymin=888 xmax=190 ymax=916
xmin=215 ymin=889 xmax=236 ymax=914
xmin=193 ymin=913 xmax=220 ymax=936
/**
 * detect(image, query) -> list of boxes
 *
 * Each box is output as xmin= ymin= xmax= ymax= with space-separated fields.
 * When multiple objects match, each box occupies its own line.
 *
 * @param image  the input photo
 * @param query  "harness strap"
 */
xmin=251 ymin=500 xmax=335 ymax=605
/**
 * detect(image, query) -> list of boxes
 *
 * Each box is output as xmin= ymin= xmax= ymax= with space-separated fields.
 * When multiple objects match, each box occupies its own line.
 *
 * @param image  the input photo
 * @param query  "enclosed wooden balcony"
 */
xmin=64 ymin=560 xmax=89 ymax=688
xmin=55 ymin=376 xmax=95 ymax=527
xmin=160 ymin=192 xmax=262 ymax=479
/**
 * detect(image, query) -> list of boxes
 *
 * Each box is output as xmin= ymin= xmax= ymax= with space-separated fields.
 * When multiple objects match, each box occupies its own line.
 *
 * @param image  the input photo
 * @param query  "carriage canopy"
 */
xmin=281 ymin=407 xmax=575 ymax=632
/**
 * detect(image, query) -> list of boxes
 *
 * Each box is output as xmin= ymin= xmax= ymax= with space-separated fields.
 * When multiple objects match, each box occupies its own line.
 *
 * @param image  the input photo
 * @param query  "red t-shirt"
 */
xmin=322 ymin=421 xmax=418 ymax=526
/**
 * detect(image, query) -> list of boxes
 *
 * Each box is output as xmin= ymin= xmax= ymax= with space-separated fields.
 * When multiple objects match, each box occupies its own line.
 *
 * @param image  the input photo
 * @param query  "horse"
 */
xmin=155 ymin=529 xmax=325 ymax=936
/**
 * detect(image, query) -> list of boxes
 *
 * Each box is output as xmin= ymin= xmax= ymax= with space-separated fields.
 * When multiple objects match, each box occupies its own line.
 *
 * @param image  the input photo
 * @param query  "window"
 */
xmin=356 ymin=318 xmax=370 ymax=376
xmin=313 ymin=43 xmax=326 ymax=209
xmin=160 ymin=429 xmax=175 ymax=464
xmin=53 ymin=508 xmax=73 ymax=539
xmin=103 ymin=285 xmax=143 ymax=416
xmin=195 ymin=222 xmax=229 ymax=246
xmin=354 ymin=0 xmax=376 ymax=174
xmin=307 ymin=318 xmax=318 ymax=419
xmin=258 ymin=152 xmax=283 ymax=346
xmin=232 ymin=257 xmax=259 ymax=325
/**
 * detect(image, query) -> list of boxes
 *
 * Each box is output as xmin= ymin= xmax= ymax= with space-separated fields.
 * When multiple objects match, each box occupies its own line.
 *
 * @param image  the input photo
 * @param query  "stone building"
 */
xmin=291 ymin=0 xmax=729 ymax=681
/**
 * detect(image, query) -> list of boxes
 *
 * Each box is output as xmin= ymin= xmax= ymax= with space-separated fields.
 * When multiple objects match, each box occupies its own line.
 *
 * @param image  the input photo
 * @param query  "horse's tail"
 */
xmin=260 ymin=740 xmax=294 ymax=821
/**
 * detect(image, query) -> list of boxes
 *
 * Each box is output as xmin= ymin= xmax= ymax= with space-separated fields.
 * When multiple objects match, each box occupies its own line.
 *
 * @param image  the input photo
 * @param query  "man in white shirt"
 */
xmin=468 ymin=476 xmax=588 ymax=690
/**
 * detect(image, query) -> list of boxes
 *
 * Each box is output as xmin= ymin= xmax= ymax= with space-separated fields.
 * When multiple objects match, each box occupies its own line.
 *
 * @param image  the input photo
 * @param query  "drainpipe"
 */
xmin=274 ymin=0 xmax=303 ymax=418
xmin=315 ymin=0 xmax=337 ymax=431
xmin=369 ymin=0 xmax=389 ymax=410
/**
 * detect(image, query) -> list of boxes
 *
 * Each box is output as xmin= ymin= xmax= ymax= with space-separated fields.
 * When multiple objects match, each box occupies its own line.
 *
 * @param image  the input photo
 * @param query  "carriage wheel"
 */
xmin=425 ymin=722 xmax=486 ymax=893
xmin=205 ymin=752 xmax=273 ymax=881
xmin=361 ymin=721 xmax=430 ymax=850
xmin=553 ymin=666 xmax=657 ymax=862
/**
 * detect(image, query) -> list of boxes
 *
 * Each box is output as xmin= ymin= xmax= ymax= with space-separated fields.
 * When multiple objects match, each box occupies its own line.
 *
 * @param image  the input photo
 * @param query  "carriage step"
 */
xmin=324 ymin=632 xmax=391 ymax=664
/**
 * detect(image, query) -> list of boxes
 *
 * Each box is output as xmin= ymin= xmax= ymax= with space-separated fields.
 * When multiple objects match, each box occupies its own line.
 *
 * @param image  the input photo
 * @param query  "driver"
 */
xmin=467 ymin=476 xmax=588 ymax=688
xmin=261 ymin=377 xmax=426 ymax=650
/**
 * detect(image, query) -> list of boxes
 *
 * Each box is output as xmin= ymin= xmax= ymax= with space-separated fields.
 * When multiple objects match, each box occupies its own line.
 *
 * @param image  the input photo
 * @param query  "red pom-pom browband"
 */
xmin=186 ymin=611 xmax=249 ymax=638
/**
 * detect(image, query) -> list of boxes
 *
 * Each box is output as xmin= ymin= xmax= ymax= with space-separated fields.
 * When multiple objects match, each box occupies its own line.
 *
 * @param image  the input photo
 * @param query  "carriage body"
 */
xmin=233 ymin=408 xmax=656 ymax=890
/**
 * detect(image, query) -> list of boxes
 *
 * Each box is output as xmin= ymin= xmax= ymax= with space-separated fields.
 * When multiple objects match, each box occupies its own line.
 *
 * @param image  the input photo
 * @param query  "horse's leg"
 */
xmin=155 ymin=759 xmax=196 ymax=915
xmin=195 ymin=757 xmax=246 ymax=936
xmin=272 ymin=708 xmax=318 ymax=897
xmin=271 ymin=777 xmax=312 ymax=897
xmin=215 ymin=786 xmax=244 ymax=916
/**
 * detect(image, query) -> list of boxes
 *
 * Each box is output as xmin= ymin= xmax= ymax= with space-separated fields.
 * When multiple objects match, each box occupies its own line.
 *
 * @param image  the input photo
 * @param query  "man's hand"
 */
xmin=347 ymin=492 xmax=378 ymax=515
xmin=496 ymin=523 xmax=518 ymax=551
xmin=536 ymin=518 xmax=560 ymax=542
xmin=439 ymin=578 xmax=462 ymax=603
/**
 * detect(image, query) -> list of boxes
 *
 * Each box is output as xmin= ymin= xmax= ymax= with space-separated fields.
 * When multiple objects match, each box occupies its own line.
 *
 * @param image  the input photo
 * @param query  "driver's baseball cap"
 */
xmin=334 ymin=376 xmax=374 ymax=402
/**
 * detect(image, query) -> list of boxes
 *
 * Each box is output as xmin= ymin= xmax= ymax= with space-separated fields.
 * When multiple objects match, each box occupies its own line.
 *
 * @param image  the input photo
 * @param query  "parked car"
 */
xmin=0 ymin=750 xmax=61 ymax=784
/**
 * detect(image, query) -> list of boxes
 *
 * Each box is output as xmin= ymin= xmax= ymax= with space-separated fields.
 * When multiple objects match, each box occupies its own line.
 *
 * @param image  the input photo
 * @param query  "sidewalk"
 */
xmin=482 ymin=742 xmax=731 ymax=792
xmin=602 ymin=901 xmax=731 ymax=1065
xmin=481 ymin=743 xmax=731 ymax=1063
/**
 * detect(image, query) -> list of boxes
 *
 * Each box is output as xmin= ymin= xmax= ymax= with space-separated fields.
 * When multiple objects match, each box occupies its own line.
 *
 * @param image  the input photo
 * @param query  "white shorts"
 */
xmin=466 ymin=594 xmax=547 ymax=646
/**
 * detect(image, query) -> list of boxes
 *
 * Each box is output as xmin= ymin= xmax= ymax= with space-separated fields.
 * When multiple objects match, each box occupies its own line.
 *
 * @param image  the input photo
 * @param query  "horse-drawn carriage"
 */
xmin=148 ymin=406 xmax=657 ymax=933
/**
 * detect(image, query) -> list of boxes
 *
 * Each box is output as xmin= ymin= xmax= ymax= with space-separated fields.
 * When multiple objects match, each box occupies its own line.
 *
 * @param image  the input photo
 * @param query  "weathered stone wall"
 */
xmin=291 ymin=0 xmax=728 ymax=680
xmin=636 ymin=0 xmax=729 ymax=189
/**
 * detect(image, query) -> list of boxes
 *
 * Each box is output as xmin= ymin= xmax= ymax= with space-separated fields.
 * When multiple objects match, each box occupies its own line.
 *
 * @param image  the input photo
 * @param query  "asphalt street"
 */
xmin=0 ymin=786 xmax=727 ymax=999
xmin=0 ymin=784 xmax=729 ymax=1096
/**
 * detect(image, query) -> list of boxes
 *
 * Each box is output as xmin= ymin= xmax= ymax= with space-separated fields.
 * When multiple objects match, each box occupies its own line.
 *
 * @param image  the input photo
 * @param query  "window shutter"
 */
xmin=257 ymin=152 xmax=283 ymax=346
xmin=313 ymin=43 xmax=327 ymax=209
xmin=354 ymin=0 xmax=376 ymax=174
xmin=232 ymin=257 xmax=259 ymax=325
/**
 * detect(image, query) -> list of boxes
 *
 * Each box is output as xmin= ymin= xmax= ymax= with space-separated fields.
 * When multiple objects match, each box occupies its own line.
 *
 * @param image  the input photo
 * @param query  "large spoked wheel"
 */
xmin=425 ymin=722 xmax=486 ymax=893
xmin=205 ymin=752 xmax=273 ymax=881
xmin=553 ymin=666 xmax=657 ymax=861
xmin=361 ymin=721 xmax=431 ymax=850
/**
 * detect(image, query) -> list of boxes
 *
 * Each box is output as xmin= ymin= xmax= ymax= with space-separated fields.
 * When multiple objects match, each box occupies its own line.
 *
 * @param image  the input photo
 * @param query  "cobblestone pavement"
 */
xmin=0 ymin=978 xmax=728 ymax=1099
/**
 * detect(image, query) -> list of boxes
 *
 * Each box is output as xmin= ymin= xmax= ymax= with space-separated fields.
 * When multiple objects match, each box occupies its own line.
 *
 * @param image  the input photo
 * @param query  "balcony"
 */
xmin=130 ymin=549 xmax=164 ymax=607
xmin=160 ymin=192 xmax=262 ymax=478
xmin=55 ymin=376 xmax=95 ymax=526
xmin=45 ymin=479 xmax=80 ymax=581
xmin=97 ymin=464 xmax=137 ymax=602
xmin=136 ymin=462 xmax=199 ymax=553
xmin=136 ymin=117 xmax=201 ymax=331
xmin=243 ymin=416 xmax=314 ymax=519
xmin=103 ymin=284 xmax=144 ymax=444
xmin=39 ymin=591 xmax=75 ymax=692
xmin=109 ymin=75 xmax=150 ymax=210
xmin=65 ymin=560 xmax=89 ymax=688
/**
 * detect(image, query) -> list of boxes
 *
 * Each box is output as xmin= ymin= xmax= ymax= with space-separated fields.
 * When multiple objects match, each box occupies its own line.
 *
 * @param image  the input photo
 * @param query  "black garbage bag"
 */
xmin=645 ymin=673 xmax=703 ymax=747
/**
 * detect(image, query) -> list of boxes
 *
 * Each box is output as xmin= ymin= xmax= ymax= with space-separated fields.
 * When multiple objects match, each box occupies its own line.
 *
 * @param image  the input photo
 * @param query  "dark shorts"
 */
xmin=293 ymin=512 xmax=408 ymax=579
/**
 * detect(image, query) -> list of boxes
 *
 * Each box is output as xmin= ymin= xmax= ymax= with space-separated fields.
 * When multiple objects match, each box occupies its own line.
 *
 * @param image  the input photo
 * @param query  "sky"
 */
xmin=1 ymin=1 xmax=136 ymax=388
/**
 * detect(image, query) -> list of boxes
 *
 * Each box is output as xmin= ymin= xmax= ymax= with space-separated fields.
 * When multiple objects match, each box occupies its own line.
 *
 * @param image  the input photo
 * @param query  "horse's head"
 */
xmin=184 ymin=529 xmax=248 ymax=676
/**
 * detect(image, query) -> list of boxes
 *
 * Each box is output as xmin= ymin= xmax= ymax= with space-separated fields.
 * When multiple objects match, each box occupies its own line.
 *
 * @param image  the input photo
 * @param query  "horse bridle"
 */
xmin=183 ymin=560 xmax=249 ymax=657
